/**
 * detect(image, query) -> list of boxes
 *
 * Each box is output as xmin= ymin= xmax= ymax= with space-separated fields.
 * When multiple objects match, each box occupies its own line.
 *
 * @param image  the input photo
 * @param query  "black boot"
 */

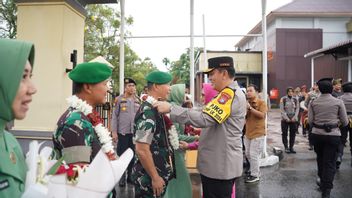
xmin=290 ymin=147 xmax=296 ymax=154
xmin=322 ymin=189 xmax=331 ymax=198
xmin=285 ymin=146 xmax=290 ymax=153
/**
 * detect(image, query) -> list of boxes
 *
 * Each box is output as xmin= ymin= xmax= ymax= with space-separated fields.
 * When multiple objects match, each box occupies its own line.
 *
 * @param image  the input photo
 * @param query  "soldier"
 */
xmin=111 ymin=77 xmax=140 ymax=187
xmin=308 ymin=78 xmax=348 ymax=198
xmin=280 ymin=87 xmax=300 ymax=153
xmin=52 ymin=62 xmax=119 ymax=198
xmin=338 ymin=82 xmax=352 ymax=167
xmin=154 ymin=56 xmax=246 ymax=198
xmin=132 ymin=70 xmax=175 ymax=198
xmin=0 ymin=38 xmax=37 ymax=198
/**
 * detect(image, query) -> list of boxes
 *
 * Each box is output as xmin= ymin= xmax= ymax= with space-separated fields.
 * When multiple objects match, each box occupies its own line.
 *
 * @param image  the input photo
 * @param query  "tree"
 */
xmin=84 ymin=4 xmax=156 ymax=94
xmin=0 ymin=0 xmax=17 ymax=38
xmin=162 ymin=57 xmax=170 ymax=68
xmin=168 ymin=48 xmax=201 ymax=84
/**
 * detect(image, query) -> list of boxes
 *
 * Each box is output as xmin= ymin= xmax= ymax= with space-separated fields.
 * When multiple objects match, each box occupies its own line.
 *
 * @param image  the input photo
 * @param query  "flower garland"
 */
xmin=143 ymin=95 xmax=179 ymax=150
xmin=66 ymin=95 xmax=116 ymax=160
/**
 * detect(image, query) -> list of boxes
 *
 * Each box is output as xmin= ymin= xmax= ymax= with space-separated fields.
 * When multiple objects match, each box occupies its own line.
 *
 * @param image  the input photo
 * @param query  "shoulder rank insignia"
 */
xmin=203 ymin=87 xmax=235 ymax=124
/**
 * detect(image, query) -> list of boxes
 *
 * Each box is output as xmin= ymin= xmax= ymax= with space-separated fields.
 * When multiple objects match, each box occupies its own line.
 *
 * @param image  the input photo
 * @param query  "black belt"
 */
xmin=347 ymin=112 xmax=352 ymax=115
xmin=313 ymin=123 xmax=338 ymax=133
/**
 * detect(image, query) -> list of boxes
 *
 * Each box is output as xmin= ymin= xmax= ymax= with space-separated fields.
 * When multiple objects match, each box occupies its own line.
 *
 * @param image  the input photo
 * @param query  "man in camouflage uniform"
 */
xmin=53 ymin=62 xmax=112 ymax=163
xmin=52 ymin=62 xmax=116 ymax=198
xmin=132 ymin=70 xmax=175 ymax=198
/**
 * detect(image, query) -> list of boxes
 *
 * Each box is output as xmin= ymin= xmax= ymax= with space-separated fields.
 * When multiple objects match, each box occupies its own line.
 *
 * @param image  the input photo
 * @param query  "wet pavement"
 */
xmin=116 ymin=109 xmax=352 ymax=198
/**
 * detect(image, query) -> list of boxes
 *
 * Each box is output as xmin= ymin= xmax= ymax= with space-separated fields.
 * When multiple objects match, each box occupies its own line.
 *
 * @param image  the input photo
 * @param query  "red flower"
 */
xmin=163 ymin=115 xmax=173 ymax=131
xmin=87 ymin=110 xmax=103 ymax=126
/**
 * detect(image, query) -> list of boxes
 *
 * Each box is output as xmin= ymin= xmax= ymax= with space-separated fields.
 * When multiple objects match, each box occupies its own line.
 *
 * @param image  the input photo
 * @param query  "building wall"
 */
xmin=269 ymin=28 xmax=322 ymax=99
xmin=241 ymin=16 xmax=352 ymax=51
xmin=16 ymin=2 xmax=85 ymax=133
xmin=314 ymin=55 xmax=348 ymax=82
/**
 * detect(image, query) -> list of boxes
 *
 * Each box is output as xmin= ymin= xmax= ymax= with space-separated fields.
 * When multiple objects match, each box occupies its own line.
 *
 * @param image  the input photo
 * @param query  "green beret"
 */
xmin=146 ymin=70 xmax=172 ymax=84
xmin=69 ymin=62 xmax=112 ymax=83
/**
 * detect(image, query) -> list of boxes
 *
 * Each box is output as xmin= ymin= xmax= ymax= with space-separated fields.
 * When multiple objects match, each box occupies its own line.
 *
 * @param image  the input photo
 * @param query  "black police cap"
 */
xmin=204 ymin=56 xmax=234 ymax=73
xmin=124 ymin=77 xmax=136 ymax=85
xmin=317 ymin=77 xmax=333 ymax=84
xmin=342 ymin=82 xmax=352 ymax=93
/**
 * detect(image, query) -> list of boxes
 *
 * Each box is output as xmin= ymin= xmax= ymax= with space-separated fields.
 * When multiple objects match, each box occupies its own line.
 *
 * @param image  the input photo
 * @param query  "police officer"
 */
xmin=0 ymin=38 xmax=36 ymax=198
xmin=111 ymin=77 xmax=140 ymax=187
xmin=332 ymin=78 xmax=343 ymax=98
xmin=308 ymin=78 xmax=348 ymax=198
xmin=155 ymin=56 xmax=246 ymax=198
xmin=339 ymin=82 xmax=352 ymax=167
xmin=280 ymin=87 xmax=300 ymax=153
xmin=305 ymin=82 xmax=320 ymax=150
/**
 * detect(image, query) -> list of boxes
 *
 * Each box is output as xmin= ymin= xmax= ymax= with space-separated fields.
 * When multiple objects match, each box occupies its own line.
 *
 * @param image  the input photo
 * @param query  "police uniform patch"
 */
xmin=203 ymin=87 xmax=235 ymax=124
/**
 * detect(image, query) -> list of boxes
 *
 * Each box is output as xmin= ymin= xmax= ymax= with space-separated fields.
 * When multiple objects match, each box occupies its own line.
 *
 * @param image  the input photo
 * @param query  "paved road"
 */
xmin=116 ymin=109 xmax=352 ymax=198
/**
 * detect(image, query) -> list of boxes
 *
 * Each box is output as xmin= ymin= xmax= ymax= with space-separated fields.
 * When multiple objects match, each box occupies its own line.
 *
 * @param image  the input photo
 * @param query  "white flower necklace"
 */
xmin=143 ymin=95 xmax=179 ymax=150
xmin=66 ymin=95 xmax=116 ymax=160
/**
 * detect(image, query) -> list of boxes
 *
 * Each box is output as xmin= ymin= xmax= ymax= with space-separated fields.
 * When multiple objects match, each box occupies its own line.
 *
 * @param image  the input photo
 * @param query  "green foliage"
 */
xmin=167 ymin=48 xmax=201 ymax=84
xmin=84 ymin=4 xmax=156 ymax=94
xmin=0 ymin=0 xmax=17 ymax=38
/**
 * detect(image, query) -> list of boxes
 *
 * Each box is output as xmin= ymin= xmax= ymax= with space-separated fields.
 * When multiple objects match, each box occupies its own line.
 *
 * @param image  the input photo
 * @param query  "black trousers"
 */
xmin=338 ymin=126 xmax=352 ymax=158
xmin=201 ymin=174 xmax=235 ymax=198
xmin=312 ymin=134 xmax=340 ymax=190
xmin=117 ymin=133 xmax=135 ymax=180
xmin=281 ymin=121 xmax=297 ymax=148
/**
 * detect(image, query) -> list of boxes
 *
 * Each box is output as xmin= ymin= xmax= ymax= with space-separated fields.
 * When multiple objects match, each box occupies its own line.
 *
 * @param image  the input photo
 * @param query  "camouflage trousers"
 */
xmin=134 ymin=174 xmax=167 ymax=198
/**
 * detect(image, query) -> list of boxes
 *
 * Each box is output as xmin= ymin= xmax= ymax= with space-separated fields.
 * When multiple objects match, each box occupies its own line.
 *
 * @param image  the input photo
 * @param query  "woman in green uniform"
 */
xmin=164 ymin=84 xmax=197 ymax=198
xmin=0 ymin=38 xmax=37 ymax=198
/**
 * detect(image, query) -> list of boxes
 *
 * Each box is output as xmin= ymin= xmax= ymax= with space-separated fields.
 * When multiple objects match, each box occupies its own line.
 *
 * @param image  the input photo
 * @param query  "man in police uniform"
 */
xmin=155 ymin=56 xmax=246 ymax=198
xmin=280 ymin=87 xmax=300 ymax=153
xmin=111 ymin=77 xmax=140 ymax=187
xmin=132 ymin=70 xmax=175 ymax=198
xmin=338 ymin=82 xmax=352 ymax=167
xmin=308 ymin=78 xmax=348 ymax=198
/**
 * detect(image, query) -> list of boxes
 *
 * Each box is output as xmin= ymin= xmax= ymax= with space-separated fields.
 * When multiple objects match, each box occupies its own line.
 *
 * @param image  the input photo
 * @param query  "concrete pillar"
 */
xmin=15 ymin=0 xmax=85 ymax=132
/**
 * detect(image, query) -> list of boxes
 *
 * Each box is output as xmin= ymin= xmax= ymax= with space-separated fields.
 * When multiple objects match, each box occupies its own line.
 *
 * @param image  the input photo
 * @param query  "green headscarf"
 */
xmin=168 ymin=84 xmax=185 ymax=106
xmin=0 ymin=38 xmax=35 ymax=125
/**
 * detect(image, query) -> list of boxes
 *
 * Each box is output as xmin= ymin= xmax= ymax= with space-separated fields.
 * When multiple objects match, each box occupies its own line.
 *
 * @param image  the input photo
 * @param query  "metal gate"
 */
xmin=95 ymin=91 xmax=115 ymax=130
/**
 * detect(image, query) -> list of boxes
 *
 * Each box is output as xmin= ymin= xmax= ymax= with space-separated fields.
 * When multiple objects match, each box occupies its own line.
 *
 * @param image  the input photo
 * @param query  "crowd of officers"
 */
xmin=280 ymin=78 xmax=352 ymax=198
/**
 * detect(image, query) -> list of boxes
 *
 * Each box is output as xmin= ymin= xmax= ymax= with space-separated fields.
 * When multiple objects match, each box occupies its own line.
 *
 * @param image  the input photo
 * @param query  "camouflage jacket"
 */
xmin=52 ymin=107 xmax=101 ymax=163
xmin=132 ymin=101 xmax=175 ymax=184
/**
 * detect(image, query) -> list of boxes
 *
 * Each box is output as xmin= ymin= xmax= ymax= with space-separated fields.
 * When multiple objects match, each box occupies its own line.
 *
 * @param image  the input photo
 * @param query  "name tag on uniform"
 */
xmin=203 ymin=88 xmax=235 ymax=124
xmin=0 ymin=179 xmax=9 ymax=191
